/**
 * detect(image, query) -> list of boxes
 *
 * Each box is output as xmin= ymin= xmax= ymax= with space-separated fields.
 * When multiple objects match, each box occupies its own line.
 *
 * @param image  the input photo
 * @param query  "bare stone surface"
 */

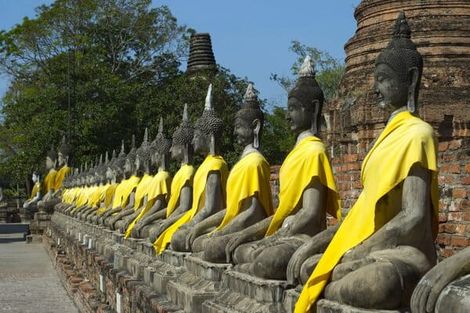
xmin=0 ymin=238 xmax=78 ymax=313
xmin=317 ymin=300 xmax=409 ymax=313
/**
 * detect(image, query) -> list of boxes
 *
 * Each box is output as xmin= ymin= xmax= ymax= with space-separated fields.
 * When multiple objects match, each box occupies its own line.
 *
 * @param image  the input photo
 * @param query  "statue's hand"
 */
xmin=341 ymin=243 xmax=371 ymax=263
xmin=186 ymin=228 xmax=201 ymax=251
xmin=287 ymin=239 xmax=323 ymax=285
xmin=225 ymin=232 xmax=250 ymax=263
xmin=411 ymin=258 xmax=462 ymax=313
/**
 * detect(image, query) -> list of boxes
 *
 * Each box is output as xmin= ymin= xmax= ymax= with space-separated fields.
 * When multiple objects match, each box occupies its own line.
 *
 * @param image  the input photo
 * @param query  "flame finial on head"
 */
xmin=204 ymin=84 xmax=213 ymax=111
xmin=393 ymin=11 xmax=411 ymax=39
xmin=105 ymin=151 xmax=109 ymax=164
xmin=143 ymin=128 xmax=149 ymax=144
xmin=158 ymin=118 xmax=164 ymax=134
xmin=298 ymin=56 xmax=315 ymax=78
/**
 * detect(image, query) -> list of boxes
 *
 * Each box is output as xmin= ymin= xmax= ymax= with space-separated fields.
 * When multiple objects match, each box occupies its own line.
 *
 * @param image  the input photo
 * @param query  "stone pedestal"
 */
xmin=166 ymin=255 xmax=232 ymax=313
xmin=317 ymin=300 xmax=409 ymax=313
xmin=30 ymin=211 xmax=51 ymax=234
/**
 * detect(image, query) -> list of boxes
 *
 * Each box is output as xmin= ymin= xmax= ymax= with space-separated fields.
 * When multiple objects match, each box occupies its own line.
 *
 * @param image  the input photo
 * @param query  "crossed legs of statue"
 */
xmin=300 ymin=246 xmax=432 ymax=309
xmin=232 ymin=236 xmax=307 ymax=280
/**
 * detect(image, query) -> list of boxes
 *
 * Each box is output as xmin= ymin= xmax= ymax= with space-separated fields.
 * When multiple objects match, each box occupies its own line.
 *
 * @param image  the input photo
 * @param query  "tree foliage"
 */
xmin=0 ymin=0 xmax=247 ymax=191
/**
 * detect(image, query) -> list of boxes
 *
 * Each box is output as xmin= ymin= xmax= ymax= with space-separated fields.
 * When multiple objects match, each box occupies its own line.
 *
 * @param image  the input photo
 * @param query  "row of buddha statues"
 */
xmin=30 ymin=13 xmax=469 ymax=313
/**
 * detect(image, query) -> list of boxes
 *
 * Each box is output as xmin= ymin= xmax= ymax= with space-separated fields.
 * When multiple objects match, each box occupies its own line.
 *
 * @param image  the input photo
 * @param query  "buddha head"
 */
xmin=124 ymin=135 xmax=136 ymax=177
xmin=46 ymin=145 xmax=58 ymax=170
xmin=136 ymin=128 xmax=152 ymax=175
xmin=106 ymin=150 xmax=117 ymax=182
xmin=113 ymin=141 xmax=127 ymax=181
xmin=193 ymin=84 xmax=223 ymax=155
xmin=286 ymin=56 xmax=324 ymax=135
xmin=235 ymin=83 xmax=264 ymax=149
xmin=151 ymin=118 xmax=172 ymax=169
xmin=32 ymin=171 xmax=39 ymax=183
xmin=58 ymin=136 xmax=71 ymax=167
xmin=374 ymin=12 xmax=423 ymax=114
xmin=171 ymin=104 xmax=194 ymax=162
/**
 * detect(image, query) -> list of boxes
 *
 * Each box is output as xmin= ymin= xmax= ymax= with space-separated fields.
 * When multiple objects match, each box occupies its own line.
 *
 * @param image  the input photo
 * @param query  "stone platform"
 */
xmin=48 ymin=212 xmax=433 ymax=313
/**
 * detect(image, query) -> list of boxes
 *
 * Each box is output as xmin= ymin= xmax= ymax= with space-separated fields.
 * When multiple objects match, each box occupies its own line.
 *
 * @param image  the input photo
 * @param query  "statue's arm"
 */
xmin=138 ymin=198 xmax=166 ymax=225
xmin=124 ymin=191 xmax=136 ymax=210
xmin=191 ymin=172 xmax=223 ymax=224
xmin=411 ymin=247 xmax=470 ymax=313
xmin=171 ymin=185 xmax=192 ymax=215
xmin=216 ymin=197 xmax=264 ymax=236
xmin=286 ymin=224 xmax=339 ymax=284
xmin=287 ymin=179 xmax=326 ymax=236
xmin=345 ymin=165 xmax=431 ymax=261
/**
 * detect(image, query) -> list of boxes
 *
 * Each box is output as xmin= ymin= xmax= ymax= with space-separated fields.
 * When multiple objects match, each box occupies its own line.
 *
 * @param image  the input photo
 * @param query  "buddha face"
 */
xmin=286 ymin=97 xmax=312 ymax=133
xmin=32 ymin=173 xmax=39 ymax=183
xmin=124 ymin=158 xmax=133 ymax=175
xmin=170 ymin=143 xmax=184 ymax=161
xmin=58 ymin=152 xmax=67 ymax=167
xmin=234 ymin=116 xmax=254 ymax=146
xmin=192 ymin=129 xmax=210 ymax=154
xmin=46 ymin=156 xmax=55 ymax=170
xmin=374 ymin=63 xmax=409 ymax=111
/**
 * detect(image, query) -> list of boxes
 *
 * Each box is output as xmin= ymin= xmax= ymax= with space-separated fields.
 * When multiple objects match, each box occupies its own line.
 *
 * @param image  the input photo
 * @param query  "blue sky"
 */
xmin=0 ymin=0 xmax=360 ymax=107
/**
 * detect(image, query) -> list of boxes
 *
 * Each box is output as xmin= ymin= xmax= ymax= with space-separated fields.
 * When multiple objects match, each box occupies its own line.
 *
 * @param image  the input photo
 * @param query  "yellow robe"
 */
xmin=166 ymin=165 xmax=195 ymax=218
xmin=111 ymin=176 xmax=141 ymax=209
xmin=215 ymin=152 xmax=273 ymax=231
xmin=96 ymin=183 xmax=118 ymax=216
xmin=266 ymin=136 xmax=340 ymax=236
xmin=30 ymin=182 xmax=41 ymax=199
xmin=295 ymin=111 xmax=439 ymax=313
xmin=133 ymin=173 xmax=155 ymax=210
xmin=43 ymin=169 xmax=57 ymax=193
xmin=124 ymin=171 xmax=172 ymax=238
xmin=54 ymin=165 xmax=71 ymax=190
xmin=153 ymin=155 xmax=228 ymax=254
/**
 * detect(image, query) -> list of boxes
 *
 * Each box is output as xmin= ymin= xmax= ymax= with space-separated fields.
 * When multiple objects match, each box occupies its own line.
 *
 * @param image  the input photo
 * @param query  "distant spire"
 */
xmin=298 ymin=56 xmax=315 ymax=78
xmin=186 ymin=33 xmax=217 ymax=74
xmin=204 ymin=84 xmax=213 ymax=110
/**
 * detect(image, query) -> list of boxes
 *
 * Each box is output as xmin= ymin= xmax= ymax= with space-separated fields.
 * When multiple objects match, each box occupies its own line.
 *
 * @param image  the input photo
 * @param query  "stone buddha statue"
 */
xmin=102 ymin=137 xmax=141 ymax=228
xmin=77 ymin=154 xmax=108 ymax=220
xmin=133 ymin=105 xmax=194 ymax=239
xmin=88 ymin=150 xmax=119 ymax=224
xmin=411 ymin=247 xmax=470 ymax=313
xmin=23 ymin=171 xmax=42 ymax=215
xmin=109 ymin=130 xmax=155 ymax=231
xmin=152 ymin=84 xmax=229 ymax=254
xmin=184 ymin=83 xmax=274 ymax=262
xmin=37 ymin=145 xmax=59 ymax=213
xmin=220 ymin=58 xmax=340 ymax=277
xmin=125 ymin=117 xmax=174 ymax=239
xmin=293 ymin=12 xmax=439 ymax=312
xmin=54 ymin=136 xmax=72 ymax=192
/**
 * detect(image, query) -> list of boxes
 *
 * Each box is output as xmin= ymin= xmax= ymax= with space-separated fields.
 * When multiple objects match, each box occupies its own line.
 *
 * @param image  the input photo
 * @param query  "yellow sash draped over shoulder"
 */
xmin=43 ymin=169 xmax=57 ymax=193
xmin=95 ymin=183 xmax=117 ymax=215
xmin=54 ymin=165 xmax=71 ymax=190
xmin=166 ymin=165 xmax=195 ymax=218
xmin=266 ymin=136 xmax=341 ymax=236
xmin=215 ymin=151 xmax=273 ymax=231
xmin=153 ymin=155 xmax=228 ymax=254
xmin=30 ymin=182 xmax=41 ymax=199
xmin=295 ymin=111 xmax=439 ymax=313
xmin=133 ymin=174 xmax=155 ymax=210
xmin=124 ymin=171 xmax=172 ymax=238
xmin=111 ymin=176 xmax=141 ymax=209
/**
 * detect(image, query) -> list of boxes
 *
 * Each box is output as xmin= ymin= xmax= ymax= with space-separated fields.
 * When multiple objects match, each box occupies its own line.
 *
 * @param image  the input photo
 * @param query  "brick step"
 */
xmin=185 ymin=254 xmax=231 ymax=281
xmin=202 ymin=289 xmax=285 ymax=313
xmin=221 ymin=269 xmax=293 ymax=303
xmin=167 ymin=271 xmax=221 ymax=313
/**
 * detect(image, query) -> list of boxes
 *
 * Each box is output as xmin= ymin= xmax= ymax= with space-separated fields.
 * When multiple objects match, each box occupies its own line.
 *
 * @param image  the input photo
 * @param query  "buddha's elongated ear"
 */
xmin=252 ymin=119 xmax=261 ymax=149
xmin=311 ymin=99 xmax=321 ymax=135
xmin=407 ymin=67 xmax=419 ymax=113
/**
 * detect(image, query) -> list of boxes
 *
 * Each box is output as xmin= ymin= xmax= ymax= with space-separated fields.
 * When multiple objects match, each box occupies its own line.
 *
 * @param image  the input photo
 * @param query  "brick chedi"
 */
xmin=186 ymin=33 xmax=217 ymax=74
xmin=324 ymin=0 xmax=470 ymax=258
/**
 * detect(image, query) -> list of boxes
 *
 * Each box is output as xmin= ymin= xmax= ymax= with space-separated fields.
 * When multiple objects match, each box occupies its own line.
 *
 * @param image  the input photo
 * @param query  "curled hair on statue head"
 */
xmin=195 ymin=84 xmax=223 ymax=137
xmin=172 ymin=104 xmax=194 ymax=147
